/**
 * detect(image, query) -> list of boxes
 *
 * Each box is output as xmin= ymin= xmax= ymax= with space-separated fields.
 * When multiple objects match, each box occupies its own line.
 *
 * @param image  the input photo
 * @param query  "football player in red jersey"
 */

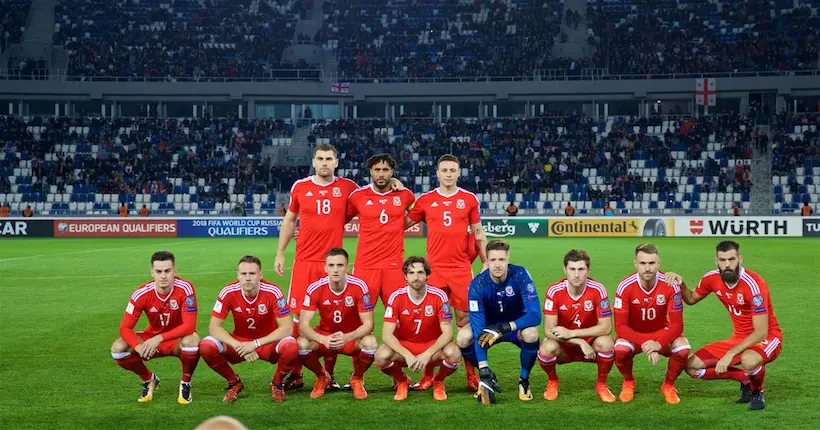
xmin=612 ymin=243 xmax=690 ymax=404
xmin=538 ymin=250 xmax=616 ymax=403
xmin=670 ymin=240 xmax=783 ymax=411
xmin=346 ymin=153 xmax=415 ymax=304
xmin=374 ymin=256 xmax=462 ymax=401
xmin=297 ymin=248 xmax=377 ymax=400
xmin=405 ymin=154 xmax=488 ymax=391
xmin=111 ymin=251 xmax=200 ymax=404
xmin=199 ymin=256 xmax=297 ymax=403
xmin=274 ymin=143 xmax=399 ymax=390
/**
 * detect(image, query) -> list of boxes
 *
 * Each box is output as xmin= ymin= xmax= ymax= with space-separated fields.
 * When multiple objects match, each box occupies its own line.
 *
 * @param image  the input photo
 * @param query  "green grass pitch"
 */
xmin=0 ymin=237 xmax=818 ymax=429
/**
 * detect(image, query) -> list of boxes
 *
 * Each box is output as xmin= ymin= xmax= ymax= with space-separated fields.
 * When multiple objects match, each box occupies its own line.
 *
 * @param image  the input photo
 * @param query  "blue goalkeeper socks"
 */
xmin=461 ymin=345 xmax=478 ymax=368
xmin=519 ymin=340 xmax=539 ymax=379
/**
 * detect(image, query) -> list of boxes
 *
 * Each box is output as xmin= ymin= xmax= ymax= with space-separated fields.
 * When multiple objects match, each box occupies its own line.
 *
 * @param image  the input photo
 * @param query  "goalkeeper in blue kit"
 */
xmin=457 ymin=239 xmax=542 ymax=404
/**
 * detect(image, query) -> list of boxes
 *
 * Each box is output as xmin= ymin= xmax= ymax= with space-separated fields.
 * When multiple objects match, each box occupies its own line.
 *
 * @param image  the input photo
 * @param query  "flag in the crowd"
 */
xmin=695 ymin=78 xmax=716 ymax=106
xmin=331 ymin=82 xmax=350 ymax=94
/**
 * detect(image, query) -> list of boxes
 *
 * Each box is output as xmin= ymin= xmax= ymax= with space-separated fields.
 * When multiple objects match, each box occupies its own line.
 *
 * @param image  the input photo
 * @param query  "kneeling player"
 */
xmin=673 ymin=240 xmax=783 ymax=411
xmin=613 ymin=243 xmax=690 ymax=404
xmin=199 ymin=256 xmax=298 ymax=402
xmin=538 ymin=250 xmax=616 ymax=402
xmin=458 ymin=239 xmax=542 ymax=405
xmin=111 ymin=251 xmax=200 ymax=404
xmin=374 ymin=256 xmax=462 ymax=401
xmin=297 ymin=248 xmax=377 ymax=400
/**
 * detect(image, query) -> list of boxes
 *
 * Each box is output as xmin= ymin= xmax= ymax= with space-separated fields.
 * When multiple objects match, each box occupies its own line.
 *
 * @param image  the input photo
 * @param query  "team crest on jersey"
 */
xmin=425 ymin=305 xmax=434 ymax=316
xmin=332 ymin=187 xmax=341 ymax=197
xmin=290 ymin=298 xmax=297 ymax=309
xmin=736 ymin=293 xmax=745 ymax=305
xmin=258 ymin=303 xmax=268 ymax=314
xmin=656 ymin=294 xmax=666 ymax=305
xmin=344 ymin=296 xmax=354 ymax=307
xmin=584 ymin=300 xmax=593 ymax=311
xmin=456 ymin=199 xmax=465 ymax=209
xmin=169 ymin=299 xmax=179 ymax=310
xmin=393 ymin=196 xmax=401 ymax=206
xmin=505 ymin=286 xmax=515 ymax=297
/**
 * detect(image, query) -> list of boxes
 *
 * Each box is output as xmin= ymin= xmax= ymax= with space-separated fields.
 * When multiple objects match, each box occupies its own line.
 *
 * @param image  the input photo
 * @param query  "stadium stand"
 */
xmin=771 ymin=112 xmax=820 ymax=213
xmin=0 ymin=0 xmax=30 ymax=52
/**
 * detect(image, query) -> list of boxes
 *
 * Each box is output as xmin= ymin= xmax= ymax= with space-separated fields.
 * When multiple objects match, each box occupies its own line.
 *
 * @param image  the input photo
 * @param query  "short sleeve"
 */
xmin=694 ymin=276 xmax=712 ymax=297
xmin=183 ymin=294 xmax=197 ymax=313
xmin=749 ymin=276 xmax=770 ymax=314
xmin=287 ymin=186 xmax=300 ymax=213
xmin=404 ymin=190 xmax=416 ymax=208
xmin=438 ymin=297 xmax=453 ymax=322
xmin=543 ymin=290 xmax=558 ymax=315
xmin=613 ymin=287 xmax=628 ymax=313
xmin=274 ymin=295 xmax=290 ymax=317
xmin=407 ymin=198 xmax=425 ymax=222
xmin=468 ymin=198 xmax=480 ymax=224
xmin=346 ymin=194 xmax=358 ymax=219
xmin=303 ymin=289 xmax=319 ymax=312
xmin=358 ymin=289 xmax=375 ymax=313
xmin=212 ymin=294 xmax=230 ymax=319
xmin=597 ymin=289 xmax=613 ymax=318
xmin=384 ymin=302 xmax=398 ymax=323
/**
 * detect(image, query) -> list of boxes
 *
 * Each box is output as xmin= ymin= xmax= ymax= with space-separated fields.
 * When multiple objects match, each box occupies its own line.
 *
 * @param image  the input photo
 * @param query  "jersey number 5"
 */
xmin=443 ymin=211 xmax=452 ymax=226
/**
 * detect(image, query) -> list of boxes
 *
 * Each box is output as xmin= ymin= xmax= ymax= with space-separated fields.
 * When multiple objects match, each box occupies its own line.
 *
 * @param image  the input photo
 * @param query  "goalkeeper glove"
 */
xmin=478 ymin=322 xmax=512 ymax=348
xmin=476 ymin=366 xmax=501 ymax=405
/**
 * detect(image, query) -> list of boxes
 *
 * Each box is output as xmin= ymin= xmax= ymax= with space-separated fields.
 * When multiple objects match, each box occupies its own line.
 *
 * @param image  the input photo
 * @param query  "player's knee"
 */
xmin=519 ymin=327 xmax=539 ymax=343
xmin=686 ymin=355 xmax=705 ymax=374
xmin=614 ymin=340 xmax=633 ymax=358
xmin=442 ymin=343 xmax=462 ymax=362
xmin=180 ymin=332 xmax=201 ymax=348
xmin=593 ymin=336 xmax=615 ymax=352
xmin=740 ymin=351 xmax=763 ymax=371
xmin=297 ymin=336 xmax=311 ymax=350
xmin=359 ymin=334 xmax=378 ymax=351
xmin=456 ymin=326 xmax=473 ymax=348
xmin=374 ymin=345 xmax=394 ymax=365
xmin=199 ymin=337 xmax=221 ymax=358
xmin=539 ymin=338 xmax=560 ymax=355
xmin=111 ymin=337 xmax=130 ymax=354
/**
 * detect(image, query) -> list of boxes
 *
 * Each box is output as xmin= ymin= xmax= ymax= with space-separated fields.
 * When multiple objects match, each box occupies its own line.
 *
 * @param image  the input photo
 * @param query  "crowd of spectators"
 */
xmin=0 ymin=0 xmax=29 ymax=53
xmin=771 ymin=112 xmax=820 ymax=176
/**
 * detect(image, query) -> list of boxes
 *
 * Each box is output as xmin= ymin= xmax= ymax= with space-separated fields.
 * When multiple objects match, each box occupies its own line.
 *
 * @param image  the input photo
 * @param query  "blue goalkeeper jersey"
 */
xmin=468 ymin=264 xmax=541 ymax=361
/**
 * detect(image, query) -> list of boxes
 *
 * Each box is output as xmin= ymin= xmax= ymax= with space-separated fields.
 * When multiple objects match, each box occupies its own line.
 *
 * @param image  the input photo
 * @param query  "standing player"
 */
xmin=538 ymin=250 xmax=616 ymax=403
xmin=613 ymin=243 xmax=690 ymax=404
xmin=458 ymin=239 xmax=541 ymax=405
xmin=347 ymin=153 xmax=415 ymax=303
xmin=405 ymin=154 xmax=489 ymax=391
xmin=671 ymin=241 xmax=782 ymax=411
xmin=297 ymin=248 xmax=377 ymax=400
xmin=199 ymin=256 xmax=298 ymax=403
xmin=111 ymin=251 xmax=200 ymax=404
xmin=374 ymin=256 xmax=462 ymax=401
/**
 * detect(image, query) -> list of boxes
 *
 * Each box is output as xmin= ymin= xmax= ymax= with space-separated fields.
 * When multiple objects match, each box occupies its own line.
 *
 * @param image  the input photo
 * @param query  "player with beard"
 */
xmin=667 ymin=241 xmax=782 ymax=411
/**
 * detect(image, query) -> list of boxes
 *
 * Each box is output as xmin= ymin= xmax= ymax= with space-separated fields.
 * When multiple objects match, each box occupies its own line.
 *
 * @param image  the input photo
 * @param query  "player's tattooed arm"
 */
xmin=471 ymin=222 xmax=489 ymax=266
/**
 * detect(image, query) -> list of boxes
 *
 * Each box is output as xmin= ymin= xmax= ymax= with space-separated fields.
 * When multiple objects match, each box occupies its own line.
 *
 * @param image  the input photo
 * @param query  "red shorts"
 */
xmin=558 ymin=337 xmax=597 ymax=364
xmin=615 ymin=337 xmax=689 ymax=358
xmin=202 ymin=335 xmax=289 ymax=364
xmin=137 ymin=331 xmax=181 ymax=358
xmin=314 ymin=329 xmax=360 ymax=356
xmin=427 ymin=267 xmax=473 ymax=312
xmin=398 ymin=339 xmax=437 ymax=357
xmin=694 ymin=334 xmax=782 ymax=366
xmin=351 ymin=266 xmax=406 ymax=304
xmin=288 ymin=261 xmax=327 ymax=316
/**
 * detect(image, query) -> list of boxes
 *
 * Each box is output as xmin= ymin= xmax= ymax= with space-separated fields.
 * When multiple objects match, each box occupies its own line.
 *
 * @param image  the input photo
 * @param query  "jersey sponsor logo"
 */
xmin=169 ymin=299 xmax=179 ymax=310
xmin=752 ymin=295 xmax=764 ymax=306
xmin=344 ymin=296 xmax=354 ymax=307
xmin=632 ymin=298 xmax=641 ymax=304
xmin=600 ymin=299 xmax=610 ymax=310
xmin=385 ymin=307 xmax=393 ymax=319
xmin=425 ymin=305 xmax=434 ymax=316
xmin=716 ymin=290 xmax=723 ymax=297
xmin=393 ymin=196 xmax=402 ymax=206
xmin=149 ymin=306 xmax=158 ymax=313
xmin=258 ymin=303 xmax=268 ymax=314
xmin=126 ymin=302 xmax=135 ymax=314
xmin=505 ymin=286 xmax=515 ymax=297
xmin=613 ymin=298 xmax=622 ymax=309
xmin=379 ymin=199 xmax=387 ymax=205
xmin=303 ymin=296 xmax=311 ymax=307
xmin=584 ymin=300 xmax=593 ymax=311
xmin=319 ymin=190 xmax=328 ymax=196
xmin=469 ymin=300 xmax=479 ymax=312
xmin=362 ymin=294 xmax=371 ymax=304
xmin=559 ymin=304 xmax=568 ymax=311
xmin=306 ymin=191 xmax=313 ymax=197
xmin=234 ymin=306 xmax=242 ymax=312
xmin=431 ymin=202 xmax=439 ymax=207
xmin=213 ymin=301 xmax=223 ymax=313
xmin=456 ymin=199 xmax=465 ymax=209
xmin=655 ymin=294 xmax=666 ymax=306
xmin=402 ymin=309 xmax=411 ymax=315
xmin=725 ymin=292 xmax=733 ymax=300
xmin=366 ymin=200 xmax=374 ymax=206
xmin=322 ymin=299 xmax=331 ymax=305
xmin=736 ymin=293 xmax=744 ymax=305
xmin=332 ymin=187 xmax=341 ymax=197
xmin=544 ymin=299 xmax=554 ymax=311
xmin=443 ymin=201 xmax=452 ymax=206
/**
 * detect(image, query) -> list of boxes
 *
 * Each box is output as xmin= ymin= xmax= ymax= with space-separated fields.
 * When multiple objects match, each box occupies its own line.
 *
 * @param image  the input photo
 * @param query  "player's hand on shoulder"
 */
xmin=388 ymin=177 xmax=405 ymax=191
xmin=274 ymin=254 xmax=286 ymax=277
xmin=664 ymin=271 xmax=683 ymax=285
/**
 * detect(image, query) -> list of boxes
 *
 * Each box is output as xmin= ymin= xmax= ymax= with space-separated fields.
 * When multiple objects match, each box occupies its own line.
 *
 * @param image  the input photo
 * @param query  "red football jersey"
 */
xmin=122 ymin=277 xmax=197 ymax=341
xmin=614 ymin=272 xmax=681 ymax=333
xmin=406 ymin=187 xmax=480 ymax=268
xmin=347 ymin=185 xmax=415 ymax=269
xmin=212 ymin=280 xmax=289 ymax=340
xmin=384 ymin=286 xmax=452 ymax=343
xmin=694 ymin=267 xmax=782 ymax=338
xmin=543 ymin=278 xmax=611 ymax=329
xmin=303 ymin=275 xmax=374 ymax=334
xmin=288 ymin=176 xmax=359 ymax=262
